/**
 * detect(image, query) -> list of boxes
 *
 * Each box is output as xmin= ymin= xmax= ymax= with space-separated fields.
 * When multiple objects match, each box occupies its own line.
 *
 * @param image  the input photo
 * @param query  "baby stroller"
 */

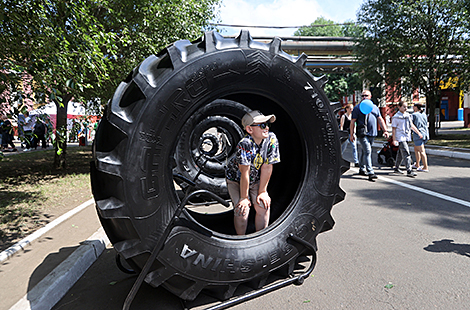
xmin=377 ymin=137 xmax=399 ymax=167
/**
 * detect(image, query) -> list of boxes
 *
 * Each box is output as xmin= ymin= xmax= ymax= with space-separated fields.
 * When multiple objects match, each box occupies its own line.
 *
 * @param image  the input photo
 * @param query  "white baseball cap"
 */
xmin=241 ymin=110 xmax=276 ymax=128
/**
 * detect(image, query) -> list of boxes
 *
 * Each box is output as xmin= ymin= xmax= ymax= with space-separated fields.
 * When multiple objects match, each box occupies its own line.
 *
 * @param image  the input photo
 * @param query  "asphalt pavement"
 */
xmin=54 ymin=146 xmax=470 ymax=310
xmin=1 ymin=121 xmax=470 ymax=310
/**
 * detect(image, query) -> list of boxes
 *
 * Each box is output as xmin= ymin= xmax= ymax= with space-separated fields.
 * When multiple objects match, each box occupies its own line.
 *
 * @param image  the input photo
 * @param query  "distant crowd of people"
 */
xmin=0 ymin=112 xmax=52 ymax=152
xmin=69 ymin=119 xmax=98 ymax=145
xmin=17 ymin=111 xmax=51 ymax=151
xmin=340 ymin=90 xmax=429 ymax=181
xmin=1 ymin=112 xmax=98 ymax=153
xmin=1 ymin=111 xmax=53 ymax=152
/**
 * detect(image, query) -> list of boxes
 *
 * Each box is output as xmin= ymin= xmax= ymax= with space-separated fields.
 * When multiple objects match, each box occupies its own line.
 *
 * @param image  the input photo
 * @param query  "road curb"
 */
xmin=0 ymin=199 xmax=95 ymax=263
xmin=372 ymin=142 xmax=470 ymax=161
xmin=9 ymin=227 xmax=110 ymax=310
xmin=425 ymin=148 xmax=470 ymax=160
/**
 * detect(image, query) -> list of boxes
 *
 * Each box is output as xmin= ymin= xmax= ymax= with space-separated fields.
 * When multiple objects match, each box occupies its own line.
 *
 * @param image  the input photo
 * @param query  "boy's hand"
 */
xmin=235 ymin=198 xmax=251 ymax=216
xmin=257 ymin=192 xmax=271 ymax=209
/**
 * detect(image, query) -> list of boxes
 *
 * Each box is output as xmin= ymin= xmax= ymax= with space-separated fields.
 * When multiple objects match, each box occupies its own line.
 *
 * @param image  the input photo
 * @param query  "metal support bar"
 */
xmin=193 ymin=154 xmax=209 ymax=183
xmin=115 ymin=253 xmax=136 ymax=274
xmin=122 ymin=190 xmax=229 ymax=310
xmin=202 ymin=233 xmax=317 ymax=310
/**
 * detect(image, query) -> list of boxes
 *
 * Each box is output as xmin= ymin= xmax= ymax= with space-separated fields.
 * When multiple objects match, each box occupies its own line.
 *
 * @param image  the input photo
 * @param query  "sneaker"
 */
xmin=358 ymin=170 xmax=367 ymax=176
xmin=411 ymin=164 xmax=419 ymax=169
xmin=23 ymin=148 xmax=30 ymax=152
xmin=354 ymin=163 xmax=360 ymax=168
xmin=368 ymin=174 xmax=378 ymax=181
xmin=407 ymin=171 xmax=417 ymax=177
xmin=417 ymin=167 xmax=429 ymax=172
xmin=393 ymin=168 xmax=405 ymax=174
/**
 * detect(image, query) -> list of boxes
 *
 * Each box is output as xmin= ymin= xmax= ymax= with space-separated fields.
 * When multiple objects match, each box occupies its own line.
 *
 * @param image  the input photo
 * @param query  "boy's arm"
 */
xmin=409 ymin=120 xmax=423 ymax=138
xmin=237 ymin=164 xmax=251 ymax=215
xmin=378 ymin=116 xmax=390 ymax=138
xmin=392 ymin=127 xmax=398 ymax=145
xmin=257 ymin=164 xmax=273 ymax=209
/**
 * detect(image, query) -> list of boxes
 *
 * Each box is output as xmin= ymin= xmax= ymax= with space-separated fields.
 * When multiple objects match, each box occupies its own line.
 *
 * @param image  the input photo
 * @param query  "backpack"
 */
xmin=34 ymin=122 xmax=46 ymax=136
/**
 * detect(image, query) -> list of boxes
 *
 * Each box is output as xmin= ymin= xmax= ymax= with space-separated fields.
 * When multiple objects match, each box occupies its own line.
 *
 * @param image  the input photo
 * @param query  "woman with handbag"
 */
xmin=340 ymin=104 xmax=359 ymax=166
xmin=411 ymin=103 xmax=429 ymax=172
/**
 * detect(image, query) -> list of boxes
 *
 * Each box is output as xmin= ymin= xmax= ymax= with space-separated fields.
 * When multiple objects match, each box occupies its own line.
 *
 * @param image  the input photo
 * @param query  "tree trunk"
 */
xmin=53 ymin=94 xmax=72 ymax=169
xmin=427 ymin=90 xmax=440 ymax=139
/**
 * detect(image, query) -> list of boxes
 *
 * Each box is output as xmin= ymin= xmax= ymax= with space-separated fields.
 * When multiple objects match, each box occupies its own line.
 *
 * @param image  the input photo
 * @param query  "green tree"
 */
xmin=295 ymin=17 xmax=362 ymax=102
xmin=355 ymin=0 xmax=470 ymax=138
xmin=324 ymin=73 xmax=362 ymax=102
xmin=0 ymin=0 xmax=220 ymax=168
xmin=294 ymin=16 xmax=343 ymax=37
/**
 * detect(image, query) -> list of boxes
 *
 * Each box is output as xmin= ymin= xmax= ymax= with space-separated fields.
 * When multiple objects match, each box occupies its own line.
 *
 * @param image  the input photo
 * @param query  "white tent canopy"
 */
xmin=30 ymin=101 xmax=85 ymax=116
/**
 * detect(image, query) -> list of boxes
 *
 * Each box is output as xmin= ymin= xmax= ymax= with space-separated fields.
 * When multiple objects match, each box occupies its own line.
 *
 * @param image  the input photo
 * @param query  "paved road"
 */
xmin=1 ymin=204 xmax=102 ymax=310
xmin=50 ymin=150 xmax=470 ymax=310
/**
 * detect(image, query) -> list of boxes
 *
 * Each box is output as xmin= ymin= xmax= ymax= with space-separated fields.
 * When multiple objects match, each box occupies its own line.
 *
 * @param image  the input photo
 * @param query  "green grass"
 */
xmin=426 ymin=134 xmax=470 ymax=149
xmin=0 ymin=146 xmax=93 ymax=250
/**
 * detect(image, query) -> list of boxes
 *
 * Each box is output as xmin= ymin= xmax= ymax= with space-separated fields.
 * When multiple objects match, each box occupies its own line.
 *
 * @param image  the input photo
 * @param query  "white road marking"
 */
xmin=349 ymin=169 xmax=470 ymax=208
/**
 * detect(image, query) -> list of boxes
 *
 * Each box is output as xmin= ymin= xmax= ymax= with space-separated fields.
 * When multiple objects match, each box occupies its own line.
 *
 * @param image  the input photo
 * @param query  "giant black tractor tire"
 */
xmin=91 ymin=30 xmax=348 ymax=301
xmin=174 ymin=98 xmax=251 ymax=199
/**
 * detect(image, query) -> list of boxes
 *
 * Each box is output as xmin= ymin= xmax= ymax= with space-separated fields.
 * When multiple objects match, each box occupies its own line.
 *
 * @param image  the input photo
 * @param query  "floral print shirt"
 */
xmin=225 ymin=132 xmax=280 ymax=184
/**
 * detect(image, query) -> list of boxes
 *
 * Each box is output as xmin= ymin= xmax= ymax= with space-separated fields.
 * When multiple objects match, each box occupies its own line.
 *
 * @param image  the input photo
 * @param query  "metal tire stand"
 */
xmin=195 ymin=234 xmax=317 ymax=310
xmin=122 ymin=189 xmax=317 ymax=310
xmin=122 ymin=189 xmax=230 ymax=310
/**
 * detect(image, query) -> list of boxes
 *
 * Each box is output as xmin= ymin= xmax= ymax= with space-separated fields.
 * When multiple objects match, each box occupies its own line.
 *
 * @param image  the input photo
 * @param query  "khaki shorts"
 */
xmin=226 ymin=179 xmax=261 ymax=209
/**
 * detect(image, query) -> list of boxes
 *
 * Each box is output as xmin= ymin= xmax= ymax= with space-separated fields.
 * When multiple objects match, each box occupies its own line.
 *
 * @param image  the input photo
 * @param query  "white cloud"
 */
xmin=218 ymin=0 xmax=326 ymax=37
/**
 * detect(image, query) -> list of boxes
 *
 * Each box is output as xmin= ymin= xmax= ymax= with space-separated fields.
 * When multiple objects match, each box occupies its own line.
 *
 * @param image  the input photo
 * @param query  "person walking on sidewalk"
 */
xmin=350 ymin=90 xmax=389 ymax=182
xmin=391 ymin=100 xmax=423 ymax=177
xmin=340 ymin=103 xmax=359 ymax=166
xmin=32 ymin=117 xmax=47 ymax=149
xmin=22 ymin=111 xmax=34 ymax=151
xmin=1 ymin=116 xmax=17 ymax=151
xmin=411 ymin=103 xmax=429 ymax=172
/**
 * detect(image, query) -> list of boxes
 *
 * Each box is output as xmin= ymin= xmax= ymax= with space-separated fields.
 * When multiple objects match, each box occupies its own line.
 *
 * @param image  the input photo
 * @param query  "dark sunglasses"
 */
xmin=251 ymin=122 xmax=270 ymax=129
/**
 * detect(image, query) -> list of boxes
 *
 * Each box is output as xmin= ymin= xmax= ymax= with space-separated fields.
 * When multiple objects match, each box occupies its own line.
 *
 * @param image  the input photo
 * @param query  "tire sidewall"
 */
xmin=116 ymin=48 xmax=340 ymax=281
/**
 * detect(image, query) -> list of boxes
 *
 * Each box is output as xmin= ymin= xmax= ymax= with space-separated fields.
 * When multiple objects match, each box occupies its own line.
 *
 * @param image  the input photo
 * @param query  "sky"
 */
xmin=216 ymin=0 xmax=365 ymax=37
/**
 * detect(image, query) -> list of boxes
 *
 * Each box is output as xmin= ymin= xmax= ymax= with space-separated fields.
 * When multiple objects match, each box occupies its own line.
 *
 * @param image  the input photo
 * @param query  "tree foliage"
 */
xmin=324 ymin=73 xmax=362 ymax=102
xmin=0 ymin=0 xmax=221 ymax=167
xmin=294 ymin=17 xmax=362 ymax=102
xmin=355 ymin=0 xmax=470 ymax=137
xmin=294 ymin=16 xmax=344 ymax=37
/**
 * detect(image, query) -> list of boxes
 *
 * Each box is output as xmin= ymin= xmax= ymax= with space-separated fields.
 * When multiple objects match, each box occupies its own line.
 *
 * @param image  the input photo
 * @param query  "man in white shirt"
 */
xmin=22 ymin=111 xmax=34 ymax=151
xmin=391 ymin=101 xmax=423 ymax=177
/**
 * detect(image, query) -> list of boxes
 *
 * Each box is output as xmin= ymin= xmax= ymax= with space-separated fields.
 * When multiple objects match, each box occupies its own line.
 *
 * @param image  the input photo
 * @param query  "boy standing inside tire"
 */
xmin=225 ymin=110 xmax=280 ymax=235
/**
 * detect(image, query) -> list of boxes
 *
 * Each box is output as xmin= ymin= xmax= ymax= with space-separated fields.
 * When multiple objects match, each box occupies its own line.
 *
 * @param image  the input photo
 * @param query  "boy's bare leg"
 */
xmin=234 ymin=213 xmax=248 ymax=235
xmin=253 ymin=202 xmax=269 ymax=231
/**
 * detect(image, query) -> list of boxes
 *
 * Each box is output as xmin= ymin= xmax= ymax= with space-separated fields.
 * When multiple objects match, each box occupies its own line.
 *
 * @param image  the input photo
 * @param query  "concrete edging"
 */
xmin=9 ymin=227 xmax=110 ymax=310
xmin=425 ymin=148 xmax=470 ymax=160
xmin=0 ymin=199 xmax=95 ymax=263
xmin=372 ymin=142 xmax=470 ymax=161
